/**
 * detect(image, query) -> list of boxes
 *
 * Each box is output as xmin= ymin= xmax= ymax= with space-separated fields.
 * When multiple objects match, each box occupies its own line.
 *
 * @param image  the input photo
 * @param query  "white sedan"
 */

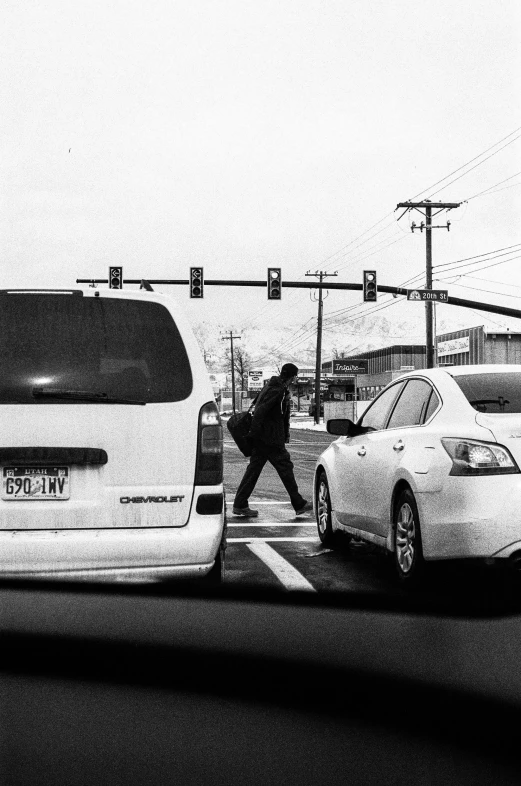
xmin=314 ymin=364 xmax=521 ymax=584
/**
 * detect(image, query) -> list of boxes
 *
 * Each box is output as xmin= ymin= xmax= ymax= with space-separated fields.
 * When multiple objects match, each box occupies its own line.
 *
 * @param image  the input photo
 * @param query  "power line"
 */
xmin=477 ymin=182 xmax=521 ymax=197
xmin=227 ymin=127 xmax=521 ymax=345
xmin=435 ymin=279 xmax=521 ymax=300
xmin=464 ymin=171 xmax=521 ymax=201
xmin=427 ymin=133 xmax=521 ymax=199
xmin=332 ymin=231 xmax=407 ymax=274
xmin=433 ymin=243 xmax=521 ymax=270
xmin=459 ymin=273 xmax=521 ymax=291
xmin=313 ymin=212 xmax=396 ymax=269
xmin=407 ymin=124 xmax=521 ymax=201
xmin=433 ymin=251 xmax=521 ymax=278
xmin=466 ymin=308 xmax=510 ymax=329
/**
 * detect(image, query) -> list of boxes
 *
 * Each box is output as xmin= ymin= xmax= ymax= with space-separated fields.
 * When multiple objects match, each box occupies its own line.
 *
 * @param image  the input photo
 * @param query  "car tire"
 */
xmin=316 ymin=472 xmax=337 ymax=547
xmin=393 ymin=489 xmax=424 ymax=586
xmin=202 ymin=505 xmax=227 ymax=585
xmin=202 ymin=541 xmax=225 ymax=585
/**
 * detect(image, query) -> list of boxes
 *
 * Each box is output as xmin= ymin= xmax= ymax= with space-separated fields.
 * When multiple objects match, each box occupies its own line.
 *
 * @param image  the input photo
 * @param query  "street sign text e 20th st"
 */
xmin=407 ymin=289 xmax=448 ymax=302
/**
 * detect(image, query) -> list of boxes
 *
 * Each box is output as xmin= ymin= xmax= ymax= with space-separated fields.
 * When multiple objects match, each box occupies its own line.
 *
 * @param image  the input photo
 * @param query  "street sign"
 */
xmin=248 ymin=370 xmax=264 ymax=390
xmin=332 ymin=360 xmax=368 ymax=375
xmin=407 ymin=289 xmax=448 ymax=302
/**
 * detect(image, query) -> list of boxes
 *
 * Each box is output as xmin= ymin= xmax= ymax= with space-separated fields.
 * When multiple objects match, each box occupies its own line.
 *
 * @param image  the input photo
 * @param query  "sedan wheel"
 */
xmin=316 ymin=472 xmax=336 ymax=547
xmin=393 ymin=489 xmax=424 ymax=585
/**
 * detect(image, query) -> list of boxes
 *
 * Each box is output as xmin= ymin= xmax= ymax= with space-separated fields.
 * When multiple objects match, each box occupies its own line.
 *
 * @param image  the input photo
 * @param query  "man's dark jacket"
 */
xmin=248 ymin=376 xmax=291 ymax=447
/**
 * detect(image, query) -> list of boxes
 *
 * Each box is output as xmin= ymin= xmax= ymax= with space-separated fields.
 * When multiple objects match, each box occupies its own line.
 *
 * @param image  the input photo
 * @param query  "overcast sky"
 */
xmin=1 ymin=0 xmax=520 ymax=358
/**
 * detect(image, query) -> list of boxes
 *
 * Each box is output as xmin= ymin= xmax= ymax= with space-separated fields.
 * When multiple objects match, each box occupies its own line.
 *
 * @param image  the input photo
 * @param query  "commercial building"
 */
xmin=219 ymin=326 xmax=521 ymax=414
xmin=322 ymin=345 xmax=427 ymax=401
xmin=321 ymin=325 xmax=521 ymax=407
xmin=436 ymin=325 xmax=521 ymax=366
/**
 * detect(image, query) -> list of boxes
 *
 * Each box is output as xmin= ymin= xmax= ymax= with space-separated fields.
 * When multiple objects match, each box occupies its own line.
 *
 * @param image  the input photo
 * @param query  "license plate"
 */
xmin=2 ymin=467 xmax=70 ymax=500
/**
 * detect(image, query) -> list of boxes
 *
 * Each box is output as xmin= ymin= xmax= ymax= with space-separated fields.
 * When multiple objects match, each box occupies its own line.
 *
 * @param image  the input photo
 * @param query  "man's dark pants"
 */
xmin=234 ymin=439 xmax=306 ymax=512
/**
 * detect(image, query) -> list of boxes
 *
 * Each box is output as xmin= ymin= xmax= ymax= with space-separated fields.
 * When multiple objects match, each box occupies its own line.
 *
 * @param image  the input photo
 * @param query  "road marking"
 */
xmin=246 ymin=541 xmax=316 ymax=592
xmin=228 ymin=522 xmax=315 ymax=527
xmin=226 ymin=500 xmax=293 ymax=505
xmin=228 ymin=536 xmax=317 ymax=542
xmin=291 ymin=440 xmax=334 ymax=445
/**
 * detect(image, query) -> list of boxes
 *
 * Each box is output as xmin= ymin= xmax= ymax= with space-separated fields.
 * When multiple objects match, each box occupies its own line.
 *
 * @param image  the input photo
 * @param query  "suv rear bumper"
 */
xmin=0 ymin=518 xmax=224 ymax=582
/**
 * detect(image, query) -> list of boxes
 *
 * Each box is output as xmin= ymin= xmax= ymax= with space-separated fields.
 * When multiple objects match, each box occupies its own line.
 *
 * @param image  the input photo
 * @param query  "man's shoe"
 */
xmin=232 ymin=506 xmax=259 ymax=518
xmin=295 ymin=501 xmax=313 ymax=516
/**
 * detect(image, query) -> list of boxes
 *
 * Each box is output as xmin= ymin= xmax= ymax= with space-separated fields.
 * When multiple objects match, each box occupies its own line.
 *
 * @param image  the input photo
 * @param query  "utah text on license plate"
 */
xmin=1 ymin=467 xmax=70 ymax=500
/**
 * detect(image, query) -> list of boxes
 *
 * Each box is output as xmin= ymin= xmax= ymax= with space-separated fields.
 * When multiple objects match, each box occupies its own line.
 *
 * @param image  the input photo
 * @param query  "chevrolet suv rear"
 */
xmin=0 ymin=287 xmax=225 ymax=582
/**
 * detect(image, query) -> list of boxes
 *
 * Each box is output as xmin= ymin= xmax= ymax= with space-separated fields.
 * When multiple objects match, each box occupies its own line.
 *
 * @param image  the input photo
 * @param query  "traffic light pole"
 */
xmin=306 ymin=270 xmax=337 ymax=425
xmin=396 ymin=200 xmax=460 ymax=368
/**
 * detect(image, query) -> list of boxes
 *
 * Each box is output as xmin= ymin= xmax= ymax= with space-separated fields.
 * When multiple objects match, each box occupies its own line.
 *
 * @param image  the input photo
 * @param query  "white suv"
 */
xmin=0 ymin=287 xmax=225 ymax=582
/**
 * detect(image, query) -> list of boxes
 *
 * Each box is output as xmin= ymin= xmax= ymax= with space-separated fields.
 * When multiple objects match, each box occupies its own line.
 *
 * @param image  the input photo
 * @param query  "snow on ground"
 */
xmin=222 ymin=412 xmax=327 ymax=432
xmin=290 ymin=417 xmax=327 ymax=432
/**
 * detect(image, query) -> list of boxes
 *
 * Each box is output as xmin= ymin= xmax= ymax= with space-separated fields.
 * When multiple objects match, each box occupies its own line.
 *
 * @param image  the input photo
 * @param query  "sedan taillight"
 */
xmin=441 ymin=438 xmax=520 ymax=476
xmin=194 ymin=402 xmax=223 ymax=485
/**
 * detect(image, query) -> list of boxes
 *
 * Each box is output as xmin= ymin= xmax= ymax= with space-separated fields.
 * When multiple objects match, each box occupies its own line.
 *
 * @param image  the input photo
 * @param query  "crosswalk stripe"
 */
xmin=246 ymin=541 xmax=316 ymax=591
xmin=225 ymin=500 xmax=293 ymax=505
xmin=228 ymin=522 xmax=315 ymax=527
xmin=228 ymin=537 xmax=317 ymax=542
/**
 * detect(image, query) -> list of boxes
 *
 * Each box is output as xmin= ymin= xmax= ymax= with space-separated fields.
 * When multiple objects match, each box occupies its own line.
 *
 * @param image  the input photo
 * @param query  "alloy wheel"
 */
xmin=395 ymin=502 xmax=416 ymax=575
xmin=317 ymin=479 xmax=330 ymax=538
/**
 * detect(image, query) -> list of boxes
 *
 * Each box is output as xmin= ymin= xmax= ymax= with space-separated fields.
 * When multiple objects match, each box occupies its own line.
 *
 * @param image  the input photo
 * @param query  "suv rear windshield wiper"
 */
xmin=32 ymin=388 xmax=146 ymax=405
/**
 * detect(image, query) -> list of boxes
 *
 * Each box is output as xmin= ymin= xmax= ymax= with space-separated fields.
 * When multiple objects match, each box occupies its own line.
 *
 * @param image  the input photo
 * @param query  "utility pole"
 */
xmin=221 ymin=331 xmax=241 ymax=413
xmin=306 ymin=270 xmax=338 ymax=424
xmin=396 ymin=200 xmax=460 ymax=368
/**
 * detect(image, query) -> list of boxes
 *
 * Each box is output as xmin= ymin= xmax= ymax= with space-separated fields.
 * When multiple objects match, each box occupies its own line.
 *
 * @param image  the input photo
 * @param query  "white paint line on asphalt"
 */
xmin=228 ymin=522 xmax=315 ymax=527
xmin=228 ymin=537 xmax=317 ymax=542
xmin=226 ymin=500 xmax=292 ymax=505
xmin=246 ymin=541 xmax=316 ymax=592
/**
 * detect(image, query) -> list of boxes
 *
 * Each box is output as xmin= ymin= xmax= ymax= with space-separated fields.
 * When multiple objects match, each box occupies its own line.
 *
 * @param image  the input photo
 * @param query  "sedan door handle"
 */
xmin=393 ymin=440 xmax=405 ymax=452
xmin=357 ymin=447 xmax=366 ymax=457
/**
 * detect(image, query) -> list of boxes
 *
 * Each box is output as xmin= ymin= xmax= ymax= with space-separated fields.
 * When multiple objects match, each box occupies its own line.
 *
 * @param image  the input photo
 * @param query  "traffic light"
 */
xmin=109 ymin=266 xmax=123 ymax=289
xmin=363 ymin=270 xmax=377 ymax=302
xmin=267 ymin=268 xmax=281 ymax=300
xmin=190 ymin=267 xmax=204 ymax=298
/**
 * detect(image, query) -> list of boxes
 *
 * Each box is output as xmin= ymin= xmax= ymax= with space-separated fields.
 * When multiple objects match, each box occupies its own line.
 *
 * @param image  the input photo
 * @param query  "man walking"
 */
xmin=232 ymin=363 xmax=313 ymax=518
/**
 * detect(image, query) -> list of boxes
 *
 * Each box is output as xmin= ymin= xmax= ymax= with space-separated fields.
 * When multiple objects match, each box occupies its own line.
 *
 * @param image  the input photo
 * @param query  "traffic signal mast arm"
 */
xmin=76 ymin=277 xmax=521 ymax=321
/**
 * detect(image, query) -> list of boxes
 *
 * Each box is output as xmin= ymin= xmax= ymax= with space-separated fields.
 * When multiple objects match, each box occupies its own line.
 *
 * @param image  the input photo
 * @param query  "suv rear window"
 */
xmin=453 ymin=372 xmax=521 ymax=413
xmin=0 ymin=294 xmax=193 ymax=404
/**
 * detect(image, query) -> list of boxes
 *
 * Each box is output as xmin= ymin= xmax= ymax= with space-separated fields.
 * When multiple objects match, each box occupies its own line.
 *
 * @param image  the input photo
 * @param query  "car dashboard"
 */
xmin=0 ymin=580 xmax=520 ymax=785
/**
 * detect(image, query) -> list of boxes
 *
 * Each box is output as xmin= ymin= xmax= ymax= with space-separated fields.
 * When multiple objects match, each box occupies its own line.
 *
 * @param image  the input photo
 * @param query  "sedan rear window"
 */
xmin=0 ymin=294 xmax=193 ymax=404
xmin=386 ymin=379 xmax=435 ymax=429
xmin=453 ymin=373 xmax=521 ymax=413
xmin=359 ymin=381 xmax=405 ymax=431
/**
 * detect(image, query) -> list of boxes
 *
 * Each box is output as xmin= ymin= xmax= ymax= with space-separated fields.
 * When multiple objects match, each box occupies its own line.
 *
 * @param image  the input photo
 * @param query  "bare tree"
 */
xmin=222 ymin=343 xmax=253 ymax=392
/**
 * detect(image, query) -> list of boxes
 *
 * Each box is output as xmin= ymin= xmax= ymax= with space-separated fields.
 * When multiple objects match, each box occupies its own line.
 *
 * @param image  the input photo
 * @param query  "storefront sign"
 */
xmin=332 ymin=359 xmax=368 ymax=375
xmin=248 ymin=370 xmax=264 ymax=389
xmin=437 ymin=336 xmax=470 ymax=357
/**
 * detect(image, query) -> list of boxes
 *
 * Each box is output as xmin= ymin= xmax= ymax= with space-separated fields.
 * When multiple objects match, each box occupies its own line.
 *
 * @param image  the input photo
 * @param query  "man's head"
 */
xmin=280 ymin=363 xmax=299 ymax=383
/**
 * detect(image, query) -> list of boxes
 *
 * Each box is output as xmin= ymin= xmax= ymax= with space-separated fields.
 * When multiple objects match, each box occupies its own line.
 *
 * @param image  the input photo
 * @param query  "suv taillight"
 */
xmin=194 ymin=401 xmax=223 ymax=485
